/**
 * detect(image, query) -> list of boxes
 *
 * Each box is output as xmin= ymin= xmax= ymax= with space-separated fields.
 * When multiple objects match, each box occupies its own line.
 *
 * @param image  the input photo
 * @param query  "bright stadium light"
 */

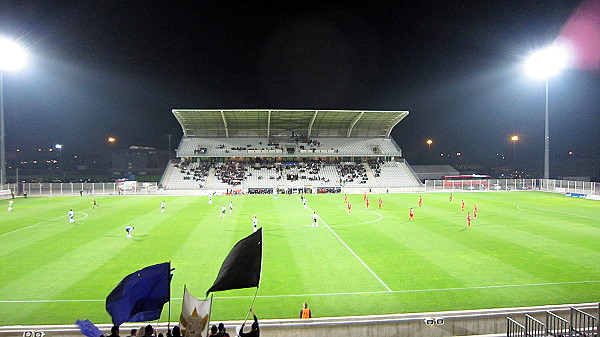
xmin=524 ymin=42 xmax=570 ymax=179
xmin=524 ymin=43 xmax=569 ymax=79
xmin=0 ymin=37 xmax=26 ymax=72
xmin=0 ymin=37 xmax=27 ymax=188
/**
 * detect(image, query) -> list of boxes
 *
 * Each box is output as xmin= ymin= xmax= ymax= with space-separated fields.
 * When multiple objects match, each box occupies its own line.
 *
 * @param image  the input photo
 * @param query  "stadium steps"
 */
xmin=364 ymin=163 xmax=378 ymax=184
xmin=204 ymin=168 xmax=218 ymax=189
xmin=159 ymin=162 xmax=175 ymax=188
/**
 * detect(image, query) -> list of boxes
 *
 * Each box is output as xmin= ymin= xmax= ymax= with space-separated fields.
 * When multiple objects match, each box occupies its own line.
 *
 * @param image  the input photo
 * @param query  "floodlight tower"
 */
xmin=0 ymin=37 xmax=26 ymax=188
xmin=524 ymin=43 xmax=569 ymax=179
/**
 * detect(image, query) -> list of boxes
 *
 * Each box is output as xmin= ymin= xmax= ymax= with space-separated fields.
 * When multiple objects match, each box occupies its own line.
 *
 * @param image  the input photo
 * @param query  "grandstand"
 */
xmin=161 ymin=109 xmax=422 ymax=191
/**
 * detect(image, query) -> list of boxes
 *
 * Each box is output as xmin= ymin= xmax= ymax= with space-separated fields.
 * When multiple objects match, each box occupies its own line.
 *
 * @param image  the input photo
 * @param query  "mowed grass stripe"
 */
xmin=0 ymin=192 xmax=599 ymax=325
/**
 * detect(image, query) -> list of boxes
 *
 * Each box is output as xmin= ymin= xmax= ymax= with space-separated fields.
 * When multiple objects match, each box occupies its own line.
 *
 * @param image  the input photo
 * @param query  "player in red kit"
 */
xmin=363 ymin=192 xmax=367 ymax=201
xmin=467 ymin=212 xmax=472 ymax=227
xmin=378 ymin=198 xmax=382 ymax=209
xmin=347 ymin=202 xmax=352 ymax=215
xmin=473 ymin=204 xmax=478 ymax=218
xmin=461 ymin=200 xmax=465 ymax=213
xmin=409 ymin=208 xmax=415 ymax=221
xmin=418 ymin=196 xmax=423 ymax=207
xmin=344 ymin=194 xmax=348 ymax=204
xmin=365 ymin=198 xmax=370 ymax=209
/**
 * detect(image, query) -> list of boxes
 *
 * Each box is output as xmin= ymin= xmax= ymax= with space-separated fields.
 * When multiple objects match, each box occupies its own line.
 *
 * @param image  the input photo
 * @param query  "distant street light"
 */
xmin=426 ymin=139 xmax=433 ymax=153
xmin=108 ymin=137 xmax=116 ymax=149
xmin=0 ymin=37 xmax=27 ymax=188
xmin=524 ymin=43 xmax=569 ymax=179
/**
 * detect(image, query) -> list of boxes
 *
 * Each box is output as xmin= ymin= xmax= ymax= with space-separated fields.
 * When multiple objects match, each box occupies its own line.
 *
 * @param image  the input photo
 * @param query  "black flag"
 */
xmin=206 ymin=228 xmax=263 ymax=295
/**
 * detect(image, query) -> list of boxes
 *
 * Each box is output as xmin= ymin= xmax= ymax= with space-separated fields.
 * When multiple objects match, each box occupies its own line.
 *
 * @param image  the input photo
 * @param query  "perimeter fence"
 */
xmin=424 ymin=178 xmax=598 ymax=196
xmin=1 ymin=182 xmax=158 ymax=197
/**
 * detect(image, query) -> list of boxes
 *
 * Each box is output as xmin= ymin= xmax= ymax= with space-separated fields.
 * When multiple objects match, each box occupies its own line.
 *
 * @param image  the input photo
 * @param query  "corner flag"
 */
xmin=206 ymin=227 xmax=263 ymax=295
xmin=106 ymin=262 xmax=173 ymax=326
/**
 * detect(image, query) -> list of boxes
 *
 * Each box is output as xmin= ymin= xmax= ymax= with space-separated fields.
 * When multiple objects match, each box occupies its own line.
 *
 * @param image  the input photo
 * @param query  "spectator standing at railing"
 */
xmin=217 ymin=323 xmax=230 ymax=337
xmin=107 ymin=325 xmax=120 ymax=337
xmin=300 ymin=302 xmax=312 ymax=319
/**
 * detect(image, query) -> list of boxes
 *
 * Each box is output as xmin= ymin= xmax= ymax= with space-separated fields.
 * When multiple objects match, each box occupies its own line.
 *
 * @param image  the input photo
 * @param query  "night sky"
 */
xmin=1 ymin=1 xmax=599 ymax=175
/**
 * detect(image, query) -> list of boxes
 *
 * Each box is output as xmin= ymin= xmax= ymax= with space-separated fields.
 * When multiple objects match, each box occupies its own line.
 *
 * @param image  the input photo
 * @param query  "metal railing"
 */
xmin=546 ymin=311 xmax=570 ymax=336
xmin=2 ymin=182 xmax=158 ymax=197
xmin=425 ymin=178 xmax=597 ymax=196
xmin=507 ymin=317 xmax=526 ymax=337
xmin=571 ymin=307 xmax=598 ymax=337
xmin=524 ymin=315 xmax=545 ymax=337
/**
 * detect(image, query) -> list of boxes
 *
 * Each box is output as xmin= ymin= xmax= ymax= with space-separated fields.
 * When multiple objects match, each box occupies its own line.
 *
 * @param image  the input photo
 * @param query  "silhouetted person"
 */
xmin=107 ymin=325 xmax=120 ymax=337
xmin=217 ymin=323 xmax=230 ymax=337
xmin=239 ymin=309 xmax=259 ymax=337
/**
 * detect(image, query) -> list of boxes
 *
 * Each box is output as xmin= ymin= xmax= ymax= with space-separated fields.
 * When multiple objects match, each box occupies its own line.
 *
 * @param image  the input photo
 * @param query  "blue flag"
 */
xmin=75 ymin=319 xmax=103 ymax=337
xmin=106 ymin=262 xmax=172 ymax=326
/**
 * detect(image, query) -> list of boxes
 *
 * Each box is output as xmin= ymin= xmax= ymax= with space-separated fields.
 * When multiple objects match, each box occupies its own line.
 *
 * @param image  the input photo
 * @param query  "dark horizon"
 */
xmin=1 ymin=1 xmax=599 ymax=178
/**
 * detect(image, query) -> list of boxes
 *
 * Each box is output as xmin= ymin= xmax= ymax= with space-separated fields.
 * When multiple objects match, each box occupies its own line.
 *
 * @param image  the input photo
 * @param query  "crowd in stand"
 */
xmin=215 ymin=162 xmax=247 ymax=185
xmin=193 ymin=147 xmax=207 ymax=154
xmin=172 ymin=159 xmax=385 ymax=187
xmin=368 ymin=160 xmax=382 ymax=177
xmin=174 ymin=161 xmax=210 ymax=183
xmin=194 ymin=138 xmax=327 ymax=154
xmin=337 ymin=162 xmax=368 ymax=184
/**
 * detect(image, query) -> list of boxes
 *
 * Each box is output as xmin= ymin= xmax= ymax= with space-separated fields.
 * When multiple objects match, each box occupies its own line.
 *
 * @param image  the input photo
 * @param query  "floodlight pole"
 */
xmin=544 ymin=79 xmax=549 ymax=180
xmin=0 ymin=71 xmax=5 ymax=188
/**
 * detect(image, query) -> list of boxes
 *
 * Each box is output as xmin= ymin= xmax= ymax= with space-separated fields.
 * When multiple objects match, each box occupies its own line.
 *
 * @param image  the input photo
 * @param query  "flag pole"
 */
xmin=242 ymin=286 xmax=260 ymax=325
xmin=243 ymin=228 xmax=263 ymax=325
xmin=168 ymin=261 xmax=172 ymax=333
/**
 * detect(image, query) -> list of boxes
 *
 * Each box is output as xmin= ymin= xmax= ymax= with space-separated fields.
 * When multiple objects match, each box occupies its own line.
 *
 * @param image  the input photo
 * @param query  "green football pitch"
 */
xmin=1 ymin=191 xmax=599 ymax=326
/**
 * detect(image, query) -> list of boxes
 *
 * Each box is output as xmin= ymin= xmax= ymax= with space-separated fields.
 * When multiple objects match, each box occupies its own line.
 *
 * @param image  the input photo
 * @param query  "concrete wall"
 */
xmin=1 ymin=303 xmax=597 ymax=337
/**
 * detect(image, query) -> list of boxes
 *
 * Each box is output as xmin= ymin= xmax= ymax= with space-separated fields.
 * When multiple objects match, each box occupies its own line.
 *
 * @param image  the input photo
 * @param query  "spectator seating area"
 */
xmin=176 ymin=137 xmax=401 ymax=157
xmin=161 ymin=160 xmax=422 ymax=190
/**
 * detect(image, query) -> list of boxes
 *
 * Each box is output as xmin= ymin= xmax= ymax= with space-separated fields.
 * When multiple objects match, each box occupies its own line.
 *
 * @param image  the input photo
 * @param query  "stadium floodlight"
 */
xmin=0 ymin=37 xmax=26 ymax=72
xmin=524 ymin=42 xmax=570 ymax=179
xmin=524 ymin=44 xmax=569 ymax=79
xmin=0 ymin=37 xmax=27 ymax=188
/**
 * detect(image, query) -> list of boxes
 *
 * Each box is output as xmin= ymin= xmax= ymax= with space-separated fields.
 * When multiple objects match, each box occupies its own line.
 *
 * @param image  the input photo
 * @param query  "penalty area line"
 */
xmin=3 ymin=280 xmax=599 ymax=303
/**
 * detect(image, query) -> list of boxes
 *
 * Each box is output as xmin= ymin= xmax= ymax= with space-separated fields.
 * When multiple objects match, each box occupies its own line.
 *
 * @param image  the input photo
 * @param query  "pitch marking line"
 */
xmin=3 ymin=280 xmax=598 ymax=303
xmin=304 ymin=202 xmax=392 ymax=292
xmin=516 ymin=204 xmax=600 ymax=221
xmin=0 ymin=210 xmax=91 ymax=237
xmin=251 ymin=209 xmax=382 ymax=227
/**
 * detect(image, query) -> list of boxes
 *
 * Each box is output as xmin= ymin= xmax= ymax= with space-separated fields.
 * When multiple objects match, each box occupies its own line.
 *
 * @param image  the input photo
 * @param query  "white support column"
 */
xmin=267 ymin=110 xmax=271 ymax=139
xmin=347 ymin=112 xmax=364 ymax=137
xmin=221 ymin=110 xmax=229 ymax=138
xmin=307 ymin=111 xmax=318 ymax=138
